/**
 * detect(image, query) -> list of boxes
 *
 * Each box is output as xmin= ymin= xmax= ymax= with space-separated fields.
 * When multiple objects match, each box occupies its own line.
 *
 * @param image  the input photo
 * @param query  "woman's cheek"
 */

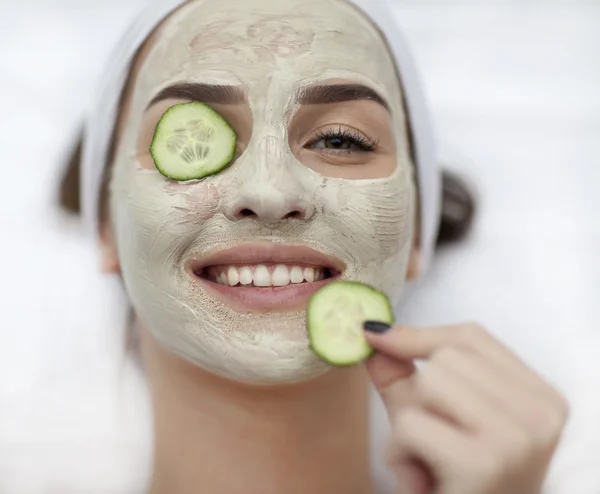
xmin=164 ymin=182 xmax=221 ymax=225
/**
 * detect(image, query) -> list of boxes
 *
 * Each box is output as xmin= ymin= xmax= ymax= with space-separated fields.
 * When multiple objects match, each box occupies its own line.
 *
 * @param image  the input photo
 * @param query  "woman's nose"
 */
xmin=225 ymin=193 xmax=315 ymax=223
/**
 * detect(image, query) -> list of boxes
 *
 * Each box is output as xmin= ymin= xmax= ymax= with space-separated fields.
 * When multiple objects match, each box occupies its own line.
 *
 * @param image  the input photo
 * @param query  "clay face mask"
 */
xmin=109 ymin=0 xmax=416 ymax=384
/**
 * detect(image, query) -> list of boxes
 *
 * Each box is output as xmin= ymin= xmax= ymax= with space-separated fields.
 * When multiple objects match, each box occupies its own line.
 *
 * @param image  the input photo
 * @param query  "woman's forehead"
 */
xmin=135 ymin=0 xmax=403 ymax=108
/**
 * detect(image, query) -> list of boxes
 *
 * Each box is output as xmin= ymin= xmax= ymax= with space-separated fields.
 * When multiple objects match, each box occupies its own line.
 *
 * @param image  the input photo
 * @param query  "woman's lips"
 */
xmin=198 ymin=276 xmax=339 ymax=313
xmin=188 ymin=243 xmax=346 ymax=273
xmin=186 ymin=243 xmax=344 ymax=313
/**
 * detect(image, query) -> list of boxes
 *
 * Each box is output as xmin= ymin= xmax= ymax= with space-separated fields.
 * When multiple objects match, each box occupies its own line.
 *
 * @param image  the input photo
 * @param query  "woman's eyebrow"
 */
xmin=147 ymin=83 xmax=246 ymax=108
xmin=297 ymin=84 xmax=390 ymax=112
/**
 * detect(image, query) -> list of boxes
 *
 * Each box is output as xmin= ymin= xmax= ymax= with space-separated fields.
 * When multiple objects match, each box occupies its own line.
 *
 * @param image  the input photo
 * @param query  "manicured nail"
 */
xmin=363 ymin=321 xmax=392 ymax=334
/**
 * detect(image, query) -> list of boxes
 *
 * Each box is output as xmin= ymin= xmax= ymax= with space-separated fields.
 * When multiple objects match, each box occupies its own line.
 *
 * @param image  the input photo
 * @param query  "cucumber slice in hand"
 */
xmin=150 ymin=102 xmax=237 ymax=181
xmin=307 ymin=281 xmax=395 ymax=366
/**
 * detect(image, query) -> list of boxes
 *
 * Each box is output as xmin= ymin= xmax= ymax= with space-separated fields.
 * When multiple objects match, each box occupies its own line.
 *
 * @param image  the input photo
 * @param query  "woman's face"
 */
xmin=105 ymin=0 xmax=417 ymax=384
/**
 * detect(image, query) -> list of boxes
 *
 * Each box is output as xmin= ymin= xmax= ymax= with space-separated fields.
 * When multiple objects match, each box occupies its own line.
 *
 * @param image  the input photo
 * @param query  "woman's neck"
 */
xmin=140 ymin=329 xmax=374 ymax=494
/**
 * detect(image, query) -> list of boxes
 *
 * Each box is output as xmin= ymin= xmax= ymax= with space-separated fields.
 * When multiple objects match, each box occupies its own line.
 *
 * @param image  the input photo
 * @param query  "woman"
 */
xmin=58 ymin=0 xmax=567 ymax=492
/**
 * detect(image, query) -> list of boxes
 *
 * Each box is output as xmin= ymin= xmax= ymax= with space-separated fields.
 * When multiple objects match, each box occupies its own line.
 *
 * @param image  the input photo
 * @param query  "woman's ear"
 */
xmin=100 ymin=220 xmax=120 ymax=273
xmin=406 ymin=245 xmax=421 ymax=281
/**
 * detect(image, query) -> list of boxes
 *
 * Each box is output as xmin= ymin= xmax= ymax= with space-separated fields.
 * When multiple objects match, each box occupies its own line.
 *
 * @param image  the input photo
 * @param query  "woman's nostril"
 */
xmin=238 ymin=208 xmax=256 ymax=218
xmin=284 ymin=211 xmax=303 ymax=220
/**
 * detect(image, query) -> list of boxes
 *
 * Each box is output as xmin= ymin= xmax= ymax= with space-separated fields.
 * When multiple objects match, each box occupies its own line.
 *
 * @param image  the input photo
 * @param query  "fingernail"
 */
xmin=363 ymin=321 xmax=392 ymax=334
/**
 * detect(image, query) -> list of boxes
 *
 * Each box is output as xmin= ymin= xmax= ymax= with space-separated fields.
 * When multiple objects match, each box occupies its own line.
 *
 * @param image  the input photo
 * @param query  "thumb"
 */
xmin=363 ymin=322 xmax=418 ymax=416
xmin=363 ymin=323 xmax=434 ymax=494
xmin=365 ymin=352 xmax=416 ymax=390
xmin=365 ymin=353 xmax=417 ymax=415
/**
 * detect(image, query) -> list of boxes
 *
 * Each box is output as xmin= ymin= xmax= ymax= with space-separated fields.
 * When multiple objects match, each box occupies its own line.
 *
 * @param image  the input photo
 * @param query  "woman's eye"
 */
xmin=307 ymin=130 xmax=377 ymax=153
xmin=313 ymin=136 xmax=358 ymax=150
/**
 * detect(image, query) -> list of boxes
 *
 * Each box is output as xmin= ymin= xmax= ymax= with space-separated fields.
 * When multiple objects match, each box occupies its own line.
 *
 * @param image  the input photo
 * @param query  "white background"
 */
xmin=0 ymin=0 xmax=599 ymax=493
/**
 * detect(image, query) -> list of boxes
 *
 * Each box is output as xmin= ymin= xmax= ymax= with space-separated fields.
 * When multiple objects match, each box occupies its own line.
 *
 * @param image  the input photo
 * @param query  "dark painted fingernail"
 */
xmin=363 ymin=321 xmax=391 ymax=333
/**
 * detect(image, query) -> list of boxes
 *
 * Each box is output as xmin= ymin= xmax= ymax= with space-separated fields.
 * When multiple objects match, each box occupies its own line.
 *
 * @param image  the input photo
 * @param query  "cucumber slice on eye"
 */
xmin=150 ymin=102 xmax=237 ymax=181
xmin=307 ymin=281 xmax=395 ymax=366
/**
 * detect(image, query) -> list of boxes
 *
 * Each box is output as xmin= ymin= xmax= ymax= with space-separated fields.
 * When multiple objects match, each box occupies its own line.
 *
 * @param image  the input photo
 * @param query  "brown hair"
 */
xmin=60 ymin=37 xmax=145 ymax=229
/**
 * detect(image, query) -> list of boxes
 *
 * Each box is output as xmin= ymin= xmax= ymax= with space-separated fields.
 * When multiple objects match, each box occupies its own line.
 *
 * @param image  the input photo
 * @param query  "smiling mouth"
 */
xmin=197 ymin=264 xmax=334 ymax=287
xmin=187 ymin=243 xmax=344 ymax=312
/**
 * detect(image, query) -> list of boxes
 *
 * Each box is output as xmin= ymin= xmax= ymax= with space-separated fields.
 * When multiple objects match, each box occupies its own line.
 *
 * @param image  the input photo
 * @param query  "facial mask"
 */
xmin=110 ymin=0 xmax=416 ymax=384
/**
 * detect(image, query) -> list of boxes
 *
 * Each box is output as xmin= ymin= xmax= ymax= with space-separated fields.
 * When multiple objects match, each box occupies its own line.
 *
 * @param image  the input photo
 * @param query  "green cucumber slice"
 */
xmin=150 ymin=102 xmax=237 ymax=181
xmin=307 ymin=281 xmax=394 ymax=366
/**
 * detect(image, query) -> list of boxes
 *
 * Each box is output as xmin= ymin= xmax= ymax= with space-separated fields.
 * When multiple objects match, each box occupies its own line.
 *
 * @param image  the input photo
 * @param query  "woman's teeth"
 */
xmin=207 ymin=265 xmax=327 ymax=287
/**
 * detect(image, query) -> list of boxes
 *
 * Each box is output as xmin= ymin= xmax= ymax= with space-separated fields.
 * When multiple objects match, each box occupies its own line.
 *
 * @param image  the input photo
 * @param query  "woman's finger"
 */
xmin=364 ymin=322 xmax=528 ymax=371
xmin=429 ymin=345 xmax=568 ymax=440
xmin=413 ymin=347 xmax=516 ymax=433
xmin=396 ymin=458 xmax=435 ymax=494
xmin=389 ymin=407 xmax=473 ymax=485
xmin=365 ymin=352 xmax=417 ymax=415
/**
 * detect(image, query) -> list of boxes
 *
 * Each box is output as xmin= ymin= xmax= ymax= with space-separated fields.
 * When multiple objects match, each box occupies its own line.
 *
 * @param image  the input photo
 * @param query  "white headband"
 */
xmin=80 ymin=0 xmax=441 ymax=273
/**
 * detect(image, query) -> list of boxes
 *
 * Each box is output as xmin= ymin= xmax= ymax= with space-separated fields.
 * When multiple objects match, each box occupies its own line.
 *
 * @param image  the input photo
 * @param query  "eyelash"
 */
xmin=309 ymin=126 xmax=379 ymax=153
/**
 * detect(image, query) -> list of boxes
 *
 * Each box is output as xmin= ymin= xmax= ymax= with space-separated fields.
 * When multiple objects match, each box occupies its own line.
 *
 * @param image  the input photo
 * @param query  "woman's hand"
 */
xmin=363 ymin=322 xmax=569 ymax=494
